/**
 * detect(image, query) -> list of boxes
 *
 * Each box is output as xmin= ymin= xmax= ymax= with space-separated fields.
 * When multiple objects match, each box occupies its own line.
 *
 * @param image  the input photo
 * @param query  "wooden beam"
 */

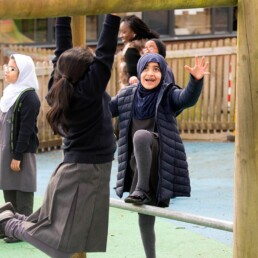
xmin=71 ymin=252 xmax=86 ymax=258
xmin=234 ymin=0 xmax=258 ymax=257
xmin=71 ymin=16 xmax=86 ymax=47
xmin=0 ymin=0 xmax=237 ymax=19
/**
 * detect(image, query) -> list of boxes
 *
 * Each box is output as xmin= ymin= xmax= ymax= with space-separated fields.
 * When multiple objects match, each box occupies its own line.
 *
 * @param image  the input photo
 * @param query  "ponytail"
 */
xmin=47 ymin=46 xmax=94 ymax=136
xmin=46 ymin=77 xmax=74 ymax=136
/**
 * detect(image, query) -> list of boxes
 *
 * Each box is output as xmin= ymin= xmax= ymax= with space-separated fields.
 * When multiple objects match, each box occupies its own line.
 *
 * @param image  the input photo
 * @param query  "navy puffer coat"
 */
xmin=109 ymin=75 xmax=203 ymax=207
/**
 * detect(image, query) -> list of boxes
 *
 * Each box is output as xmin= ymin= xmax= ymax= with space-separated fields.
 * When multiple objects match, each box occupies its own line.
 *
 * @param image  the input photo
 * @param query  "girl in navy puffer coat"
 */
xmin=109 ymin=53 xmax=209 ymax=258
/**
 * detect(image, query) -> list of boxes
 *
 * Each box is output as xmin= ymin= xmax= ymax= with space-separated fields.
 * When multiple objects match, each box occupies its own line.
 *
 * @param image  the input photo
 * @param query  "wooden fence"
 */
xmin=167 ymin=46 xmax=237 ymax=141
xmin=0 ymin=45 xmax=53 ymax=64
xmin=0 ymin=45 xmax=237 ymax=150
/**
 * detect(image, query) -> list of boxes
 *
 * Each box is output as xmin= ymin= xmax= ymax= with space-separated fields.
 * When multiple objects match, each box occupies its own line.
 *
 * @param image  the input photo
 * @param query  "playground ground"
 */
xmin=0 ymin=141 xmax=234 ymax=258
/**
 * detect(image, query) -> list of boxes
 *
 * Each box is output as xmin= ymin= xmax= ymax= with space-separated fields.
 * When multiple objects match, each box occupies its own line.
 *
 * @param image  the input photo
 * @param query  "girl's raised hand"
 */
xmin=184 ymin=56 xmax=209 ymax=80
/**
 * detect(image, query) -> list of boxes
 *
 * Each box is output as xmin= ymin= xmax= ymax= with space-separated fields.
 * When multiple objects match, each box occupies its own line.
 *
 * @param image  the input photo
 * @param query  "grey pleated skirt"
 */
xmin=25 ymin=161 xmax=112 ymax=253
xmin=0 ymin=109 xmax=36 ymax=192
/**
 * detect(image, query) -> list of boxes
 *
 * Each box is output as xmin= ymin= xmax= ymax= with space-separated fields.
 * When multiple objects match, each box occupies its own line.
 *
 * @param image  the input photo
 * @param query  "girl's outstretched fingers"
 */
xmin=184 ymin=56 xmax=210 ymax=80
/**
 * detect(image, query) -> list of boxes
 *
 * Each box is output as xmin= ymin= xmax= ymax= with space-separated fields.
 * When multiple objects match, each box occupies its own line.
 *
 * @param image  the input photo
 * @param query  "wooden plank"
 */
xmin=180 ymin=132 xmax=230 ymax=141
xmin=38 ymin=139 xmax=62 ymax=151
xmin=166 ymin=46 xmax=237 ymax=59
xmin=229 ymin=54 xmax=236 ymax=130
xmin=215 ymin=45 xmax=224 ymax=130
xmin=208 ymin=52 xmax=217 ymax=131
xmin=234 ymin=0 xmax=258 ymax=257
xmin=222 ymin=55 xmax=230 ymax=127
xmin=0 ymin=0 xmax=237 ymax=19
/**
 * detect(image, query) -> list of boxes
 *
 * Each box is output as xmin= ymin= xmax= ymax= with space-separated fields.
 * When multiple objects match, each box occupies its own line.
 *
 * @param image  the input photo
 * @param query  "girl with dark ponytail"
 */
xmin=46 ymin=47 xmax=93 ymax=136
xmin=0 ymin=14 xmax=121 ymax=258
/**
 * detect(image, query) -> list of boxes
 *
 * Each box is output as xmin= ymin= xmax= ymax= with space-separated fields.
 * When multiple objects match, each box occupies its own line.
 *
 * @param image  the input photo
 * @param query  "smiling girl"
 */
xmin=0 ymin=54 xmax=40 ymax=242
xmin=109 ymin=53 xmax=209 ymax=258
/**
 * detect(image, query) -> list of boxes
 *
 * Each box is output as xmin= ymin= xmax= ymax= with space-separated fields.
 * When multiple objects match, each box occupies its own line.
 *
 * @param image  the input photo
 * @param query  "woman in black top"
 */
xmin=118 ymin=15 xmax=159 ymax=88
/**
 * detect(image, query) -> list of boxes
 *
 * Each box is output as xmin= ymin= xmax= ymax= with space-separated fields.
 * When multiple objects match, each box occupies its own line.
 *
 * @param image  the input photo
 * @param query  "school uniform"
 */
xmin=0 ymin=90 xmax=39 ymax=194
xmin=0 ymin=55 xmax=40 ymax=216
xmin=109 ymin=53 xmax=204 ymax=207
xmin=3 ymin=14 xmax=120 ymax=257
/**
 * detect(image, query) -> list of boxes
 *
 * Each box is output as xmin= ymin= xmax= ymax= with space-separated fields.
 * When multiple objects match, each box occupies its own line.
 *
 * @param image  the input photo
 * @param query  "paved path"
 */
xmin=0 ymin=141 xmax=234 ymax=257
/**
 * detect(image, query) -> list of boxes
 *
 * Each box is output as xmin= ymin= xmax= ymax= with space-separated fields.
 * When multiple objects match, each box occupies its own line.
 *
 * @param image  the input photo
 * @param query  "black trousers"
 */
xmin=3 ymin=190 xmax=34 ymax=216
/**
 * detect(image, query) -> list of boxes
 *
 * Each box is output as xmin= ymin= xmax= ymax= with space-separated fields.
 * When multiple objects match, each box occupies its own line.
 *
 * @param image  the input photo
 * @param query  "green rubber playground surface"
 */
xmin=0 ymin=195 xmax=232 ymax=258
xmin=0 ymin=142 xmax=234 ymax=257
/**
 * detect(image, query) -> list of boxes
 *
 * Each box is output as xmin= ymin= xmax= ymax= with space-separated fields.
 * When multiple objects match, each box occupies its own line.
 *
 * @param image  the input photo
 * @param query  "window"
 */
xmin=233 ymin=7 xmax=238 ymax=31
xmin=213 ymin=8 xmax=230 ymax=34
xmin=13 ymin=16 xmax=100 ymax=44
xmin=6 ymin=7 xmax=236 ymax=46
xmin=174 ymin=8 xmax=211 ymax=36
xmin=14 ymin=19 xmax=49 ymax=43
xmin=143 ymin=11 xmax=171 ymax=36
xmin=142 ymin=8 xmax=236 ymax=38
xmin=86 ymin=15 xmax=99 ymax=41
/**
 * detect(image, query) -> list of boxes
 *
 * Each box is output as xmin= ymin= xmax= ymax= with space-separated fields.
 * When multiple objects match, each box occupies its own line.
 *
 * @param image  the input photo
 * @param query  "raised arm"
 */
xmin=48 ymin=17 xmax=72 ymax=90
xmin=170 ymin=56 xmax=209 ymax=112
xmin=85 ymin=14 xmax=121 ymax=95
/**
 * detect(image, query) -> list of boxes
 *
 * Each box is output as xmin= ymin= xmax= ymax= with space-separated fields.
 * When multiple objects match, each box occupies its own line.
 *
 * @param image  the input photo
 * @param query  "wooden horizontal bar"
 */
xmin=166 ymin=46 xmax=237 ymax=58
xmin=0 ymin=0 xmax=238 ymax=19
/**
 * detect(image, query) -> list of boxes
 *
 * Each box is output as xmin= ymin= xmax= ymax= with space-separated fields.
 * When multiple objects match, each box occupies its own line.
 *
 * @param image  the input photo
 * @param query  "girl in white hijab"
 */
xmin=0 ymin=54 xmax=40 ymax=243
xmin=0 ymin=54 xmax=39 ymax=113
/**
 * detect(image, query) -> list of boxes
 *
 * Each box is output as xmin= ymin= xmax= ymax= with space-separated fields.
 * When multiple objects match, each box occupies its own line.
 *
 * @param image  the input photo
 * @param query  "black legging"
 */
xmin=132 ymin=129 xmax=157 ymax=195
xmin=3 ymin=190 xmax=34 ymax=216
xmin=132 ymin=129 xmax=158 ymax=258
xmin=139 ymin=213 xmax=156 ymax=258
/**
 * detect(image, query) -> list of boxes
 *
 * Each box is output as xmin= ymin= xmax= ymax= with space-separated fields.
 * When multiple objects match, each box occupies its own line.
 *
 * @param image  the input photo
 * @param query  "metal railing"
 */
xmin=110 ymin=198 xmax=233 ymax=232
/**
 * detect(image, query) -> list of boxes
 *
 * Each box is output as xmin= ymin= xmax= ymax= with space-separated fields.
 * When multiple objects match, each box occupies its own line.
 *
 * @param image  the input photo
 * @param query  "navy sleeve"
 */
xmin=109 ymin=95 xmax=119 ymax=117
xmin=48 ymin=17 xmax=72 ymax=90
xmin=169 ymin=75 xmax=203 ymax=113
xmin=80 ymin=14 xmax=120 ymax=96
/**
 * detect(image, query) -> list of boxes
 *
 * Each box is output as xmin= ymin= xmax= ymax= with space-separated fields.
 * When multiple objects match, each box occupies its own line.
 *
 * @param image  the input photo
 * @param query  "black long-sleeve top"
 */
xmin=48 ymin=14 xmax=120 ymax=164
xmin=11 ymin=89 xmax=40 ymax=161
xmin=124 ymin=47 xmax=141 ymax=78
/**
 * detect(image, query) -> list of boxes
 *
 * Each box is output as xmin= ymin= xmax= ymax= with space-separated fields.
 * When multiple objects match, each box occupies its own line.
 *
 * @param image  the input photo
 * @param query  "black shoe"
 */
xmin=0 ymin=202 xmax=15 ymax=214
xmin=0 ymin=210 xmax=14 ymax=223
xmin=124 ymin=191 xmax=151 ymax=205
xmin=3 ymin=237 xmax=21 ymax=243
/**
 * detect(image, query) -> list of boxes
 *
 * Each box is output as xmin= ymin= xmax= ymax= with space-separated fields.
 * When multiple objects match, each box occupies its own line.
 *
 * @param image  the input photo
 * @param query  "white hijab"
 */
xmin=0 ymin=54 xmax=39 ymax=113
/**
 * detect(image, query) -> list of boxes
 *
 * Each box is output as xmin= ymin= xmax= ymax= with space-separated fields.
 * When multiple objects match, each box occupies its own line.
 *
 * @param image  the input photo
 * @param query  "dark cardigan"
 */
xmin=109 ymin=76 xmax=203 ymax=206
xmin=11 ymin=89 xmax=40 ymax=161
xmin=48 ymin=15 xmax=120 ymax=164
